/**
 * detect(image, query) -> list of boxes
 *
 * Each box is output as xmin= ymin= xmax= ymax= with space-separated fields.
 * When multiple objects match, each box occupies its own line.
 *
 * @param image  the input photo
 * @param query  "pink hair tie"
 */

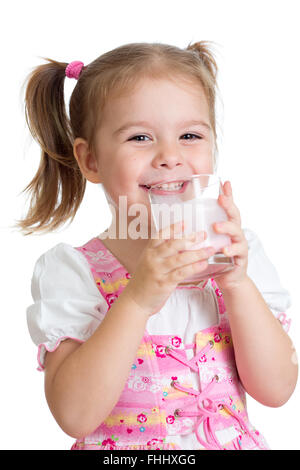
xmin=65 ymin=61 xmax=84 ymax=80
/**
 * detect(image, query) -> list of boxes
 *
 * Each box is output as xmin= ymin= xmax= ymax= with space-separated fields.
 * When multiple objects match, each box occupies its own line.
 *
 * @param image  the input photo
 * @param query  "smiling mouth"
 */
xmin=139 ymin=180 xmax=189 ymax=194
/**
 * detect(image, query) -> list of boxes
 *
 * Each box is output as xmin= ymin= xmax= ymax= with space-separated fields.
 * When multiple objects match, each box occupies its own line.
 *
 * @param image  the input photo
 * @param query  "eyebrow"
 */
xmin=113 ymin=119 xmax=212 ymax=136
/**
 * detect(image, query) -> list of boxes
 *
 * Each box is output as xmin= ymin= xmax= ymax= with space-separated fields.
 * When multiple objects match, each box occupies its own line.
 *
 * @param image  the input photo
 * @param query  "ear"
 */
xmin=73 ymin=138 xmax=102 ymax=184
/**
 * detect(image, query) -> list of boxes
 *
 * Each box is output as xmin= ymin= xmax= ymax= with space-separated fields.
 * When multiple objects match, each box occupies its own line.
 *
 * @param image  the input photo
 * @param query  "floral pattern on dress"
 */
xmin=71 ymin=241 xmax=270 ymax=450
xmin=86 ymin=249 xmax=115 ymax=266
xmin=153 ymin=344 xmax=168 ymax=358
xmin=137 ymin=413 xmax=147 ymax=423
xmin=127 ymin=375 xmax=161 ymax=393
xmin=171 ymin=336 xmax=182 ymax=348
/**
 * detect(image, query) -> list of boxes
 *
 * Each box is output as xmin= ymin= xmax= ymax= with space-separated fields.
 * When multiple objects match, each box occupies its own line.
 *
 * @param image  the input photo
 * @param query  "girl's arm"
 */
xmin=213 ymin=180 xmax=298 ymax=406
xmin=44 ymin=291 xmax=149 ymax=439
xmin=44 ymin=222 xmax=213 ymax=439
xmin=222 ymin=276 xmax=298 ymax=407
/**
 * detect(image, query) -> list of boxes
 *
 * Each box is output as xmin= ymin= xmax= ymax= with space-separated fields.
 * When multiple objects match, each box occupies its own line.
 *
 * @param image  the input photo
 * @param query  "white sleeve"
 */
xmin=244 ymin=228 xmax=292 ymax=333
xmin=26 ymin=242 xmax=108 ymax=371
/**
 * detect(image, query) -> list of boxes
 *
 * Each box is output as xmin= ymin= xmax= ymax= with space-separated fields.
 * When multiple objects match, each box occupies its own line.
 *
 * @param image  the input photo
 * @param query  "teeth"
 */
xmin=154 ymin=182 xmax=184 ymax=190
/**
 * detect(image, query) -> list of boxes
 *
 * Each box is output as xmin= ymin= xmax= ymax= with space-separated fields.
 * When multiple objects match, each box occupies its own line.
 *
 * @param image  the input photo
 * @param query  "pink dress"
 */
xmin=27 ymin=230 xmax=292 ymax=450
xmin=76 ymin=237 xmax=268 ymax=450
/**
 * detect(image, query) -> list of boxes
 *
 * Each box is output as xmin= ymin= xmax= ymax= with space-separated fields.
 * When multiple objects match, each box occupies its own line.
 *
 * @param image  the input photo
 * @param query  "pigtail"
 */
xmin=14 ymin=42 xmax=220 ymax=236
xmin=14 ymin=59 xmax=86 ymax=235
xmin=186 ymin=41 xmax=218 ymax=85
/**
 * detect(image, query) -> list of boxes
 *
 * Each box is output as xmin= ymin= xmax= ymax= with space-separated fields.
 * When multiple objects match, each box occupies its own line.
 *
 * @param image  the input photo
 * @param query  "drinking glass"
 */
xmin=148 ymin=174 xmax=234 ymax=284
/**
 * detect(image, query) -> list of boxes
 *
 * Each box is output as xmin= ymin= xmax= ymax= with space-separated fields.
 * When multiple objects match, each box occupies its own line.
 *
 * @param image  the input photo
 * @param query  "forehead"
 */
xmin=102 ymin=76 xmax=209 ymax=122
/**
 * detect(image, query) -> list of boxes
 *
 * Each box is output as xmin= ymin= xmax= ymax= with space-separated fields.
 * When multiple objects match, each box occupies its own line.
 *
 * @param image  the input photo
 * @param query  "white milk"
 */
xmin=151 ymin=197 xmax=230 ymax=252
xmin=150 ymin=196 xmax=233 ymax=284
xmin=183 ymin=197 xmax=231 ymax=252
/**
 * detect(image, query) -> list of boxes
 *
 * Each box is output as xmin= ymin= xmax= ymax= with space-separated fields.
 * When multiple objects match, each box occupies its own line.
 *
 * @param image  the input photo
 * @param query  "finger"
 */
xmin=156 ymin=231 xmax=207 ymax=257
xmin=222 ymin=180 xmax=232 ymax=197
xmin=150 ymin=220 xmax=184 ymax=248
xmin=162 ymin=246 xmax=215 ymax=273
xmin=222 ymin=240 xmax=248 ymax=258
xmin=218 ymin=195 xmax=241 ymax=224
xmin=169 ymin=261 xmax=208 ymax=284
xmin=218 ymin=181 xmax=241 ymax=224
xmin=167 ymin=250 xmax=213 ymax=283
xmin=214 ymin=220 xmax=244 ymax=243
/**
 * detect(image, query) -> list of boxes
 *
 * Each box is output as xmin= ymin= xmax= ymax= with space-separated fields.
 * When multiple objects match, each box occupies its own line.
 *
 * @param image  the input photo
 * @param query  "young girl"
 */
xmin=20 ymin=41 xmax=297 ymax=450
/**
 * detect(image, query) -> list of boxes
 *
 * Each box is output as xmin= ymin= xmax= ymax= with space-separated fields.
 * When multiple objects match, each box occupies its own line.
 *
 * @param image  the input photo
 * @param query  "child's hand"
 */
xmin=213 ymin=180 xmax=249 ymax=292
xmin=123 ymin=222 xmax=215 ymax=317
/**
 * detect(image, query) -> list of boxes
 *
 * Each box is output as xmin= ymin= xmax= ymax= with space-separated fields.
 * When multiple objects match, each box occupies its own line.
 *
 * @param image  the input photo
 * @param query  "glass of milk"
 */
xmin=148 ymin=174 xmax=234 ymax=284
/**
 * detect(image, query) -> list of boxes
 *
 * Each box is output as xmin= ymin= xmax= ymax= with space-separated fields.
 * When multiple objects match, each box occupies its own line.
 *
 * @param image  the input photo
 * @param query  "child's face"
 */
xmin=93 ymin=77 xmax=215 ymax=224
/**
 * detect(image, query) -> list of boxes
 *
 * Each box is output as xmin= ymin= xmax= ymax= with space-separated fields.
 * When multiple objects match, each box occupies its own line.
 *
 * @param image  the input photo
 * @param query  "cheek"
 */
xmin=107 ymin=162 xmax=133 ymax=188
xmin=192 ymin=155 xmax=214 ymax=175
xmin=103 ymin=162 xmax=145 ymax=203
xmin=115 ymin=156 xmax=140 ymax=179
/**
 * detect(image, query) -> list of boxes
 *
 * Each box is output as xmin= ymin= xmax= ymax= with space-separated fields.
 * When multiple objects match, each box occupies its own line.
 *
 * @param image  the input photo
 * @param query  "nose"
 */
xmin=152 ymin=143 xmax=184 ymax=169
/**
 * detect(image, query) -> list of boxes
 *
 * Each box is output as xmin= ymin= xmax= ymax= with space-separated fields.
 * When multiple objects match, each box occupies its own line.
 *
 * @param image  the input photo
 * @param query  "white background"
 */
xmin=1 ymin=0 xmax=299 ymax=450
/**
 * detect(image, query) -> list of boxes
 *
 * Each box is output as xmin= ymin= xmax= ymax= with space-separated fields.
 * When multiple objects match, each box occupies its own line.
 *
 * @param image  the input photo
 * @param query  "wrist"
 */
xmin=119 ymin=286 xmax=153 ymax=319
xmin=219 ymin=275 xmax=252 ymax=297
xmin=220 ymin=275 xmax=265 ymax=321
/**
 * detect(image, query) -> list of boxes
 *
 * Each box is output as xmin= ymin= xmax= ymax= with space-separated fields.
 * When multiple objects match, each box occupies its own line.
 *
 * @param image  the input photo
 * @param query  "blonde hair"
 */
xmin=15 ymin=41 xmax=219 ymax=235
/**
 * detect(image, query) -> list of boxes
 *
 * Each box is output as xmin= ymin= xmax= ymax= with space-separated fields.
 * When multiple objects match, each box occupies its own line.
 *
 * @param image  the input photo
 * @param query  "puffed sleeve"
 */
xmin=26 ymin=243 xmax=108 ymax=371
xmin=244 ymin=228 xmax=292 ymax=333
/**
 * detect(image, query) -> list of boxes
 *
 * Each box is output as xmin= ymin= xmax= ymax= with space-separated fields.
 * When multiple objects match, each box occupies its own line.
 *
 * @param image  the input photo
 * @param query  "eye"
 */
xmin=128 ymin=133 xmax=203 ymax=142
xmin=181 ymin=133 xmax=203 ymax=140
xmin=128 ymin=135 xmax=150 ymax=142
